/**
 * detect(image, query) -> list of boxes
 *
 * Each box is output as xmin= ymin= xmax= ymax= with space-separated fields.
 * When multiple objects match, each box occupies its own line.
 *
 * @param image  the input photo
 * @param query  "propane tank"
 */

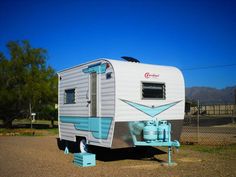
xmin=131 ymin=121 xmax=145 ymax=135
xmin=143 ymin=120 xmax=157 ymax=142
xmin=158 ymin=121 xmax=169 ymax=142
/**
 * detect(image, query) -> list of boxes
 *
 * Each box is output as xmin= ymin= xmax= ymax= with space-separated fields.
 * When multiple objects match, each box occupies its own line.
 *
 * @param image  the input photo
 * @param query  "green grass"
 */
xmin=12 ymin=119 xmax=58 ymax=125
xmin=0 ymin=118 xmax=59 ymax=136
xmin=46 ymin=128 xmax=59 ymax=135
xmin=0 ymin=128 xmax=58 ymax=136
xmin=0 ymin=119 xmax=58 ymax=125
xmin=182 ymin=144 xmax=236 ymax=155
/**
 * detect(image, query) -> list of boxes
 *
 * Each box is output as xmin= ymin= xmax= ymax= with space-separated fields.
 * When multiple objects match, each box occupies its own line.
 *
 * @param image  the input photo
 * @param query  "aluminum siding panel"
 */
xmin=58 ymin=59 xmax=115 ymax=147
xmin=108 ymin=59 xmax=185 ymax=122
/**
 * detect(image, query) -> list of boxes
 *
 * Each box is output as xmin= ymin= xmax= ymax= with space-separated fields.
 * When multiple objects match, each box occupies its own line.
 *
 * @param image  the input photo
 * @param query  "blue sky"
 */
xmin=0 ymin=0 xmax=235 ymax=88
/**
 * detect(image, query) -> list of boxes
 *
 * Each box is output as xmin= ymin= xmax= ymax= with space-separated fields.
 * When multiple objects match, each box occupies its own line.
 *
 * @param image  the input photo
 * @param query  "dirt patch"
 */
xmin=122 ymin=164 xmax=161 ymax=170
xmin=178 ymin=157 xmax=202 ymax=163
xmin=0 ymin=136 xmax=236 ymax=177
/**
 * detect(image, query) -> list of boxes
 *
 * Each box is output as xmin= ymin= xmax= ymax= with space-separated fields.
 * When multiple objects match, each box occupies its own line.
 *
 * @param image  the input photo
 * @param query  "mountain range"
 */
xmin=185 ymin=86 xmax=236 ymax=104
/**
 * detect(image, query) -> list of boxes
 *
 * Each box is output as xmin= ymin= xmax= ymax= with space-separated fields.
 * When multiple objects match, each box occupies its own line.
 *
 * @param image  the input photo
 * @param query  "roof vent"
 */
xmin=121 ymin=56 xmax=140 ymax=63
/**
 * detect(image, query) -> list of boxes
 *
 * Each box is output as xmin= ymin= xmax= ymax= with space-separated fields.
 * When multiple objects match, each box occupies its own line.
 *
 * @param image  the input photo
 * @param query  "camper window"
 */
xmin=64 ymin=89 xmax=75 ymax=104
xmin=142 ymin=82 xmax=165 ymax=99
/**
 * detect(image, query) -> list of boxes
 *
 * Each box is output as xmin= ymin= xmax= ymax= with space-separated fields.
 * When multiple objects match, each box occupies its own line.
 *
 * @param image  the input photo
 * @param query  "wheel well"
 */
xmin=76 ymin=136 xmax=86 ymax=143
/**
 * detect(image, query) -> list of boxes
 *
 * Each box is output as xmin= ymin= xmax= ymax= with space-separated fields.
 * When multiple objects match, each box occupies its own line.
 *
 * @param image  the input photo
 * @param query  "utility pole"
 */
xmin=29 ymin=102 xmax=32 ymax=129
xmin=233 ymin=89 xmax=236 ymax=124
xmin=234 ymin=89 xmax=236 ymax=114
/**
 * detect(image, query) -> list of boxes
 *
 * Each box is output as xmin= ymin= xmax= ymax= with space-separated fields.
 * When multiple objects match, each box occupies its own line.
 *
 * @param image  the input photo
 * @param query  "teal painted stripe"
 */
xmin=60 ymin=116 xmax=112 ymax=140
xmin=82 ymin=63 xmax=107 ymax=74
xmin=120 ymin=99 xmax=182 ymax=117
xmin=60 ymin=116 xmax=89 ymax=124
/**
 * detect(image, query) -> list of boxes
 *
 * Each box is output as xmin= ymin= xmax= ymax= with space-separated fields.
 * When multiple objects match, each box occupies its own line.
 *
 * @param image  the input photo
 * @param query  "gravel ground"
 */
xmin=0 ymin=136 xmax=236 ymax=177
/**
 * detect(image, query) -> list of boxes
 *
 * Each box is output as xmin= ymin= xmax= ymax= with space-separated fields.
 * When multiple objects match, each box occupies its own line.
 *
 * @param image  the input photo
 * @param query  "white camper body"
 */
xmin=58 ymin=59 xmax=185 ymax=149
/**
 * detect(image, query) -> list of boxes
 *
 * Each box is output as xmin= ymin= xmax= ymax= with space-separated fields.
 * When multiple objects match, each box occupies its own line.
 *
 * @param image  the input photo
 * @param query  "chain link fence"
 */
xmin=181 ymin=103 xmax=236 ymax=145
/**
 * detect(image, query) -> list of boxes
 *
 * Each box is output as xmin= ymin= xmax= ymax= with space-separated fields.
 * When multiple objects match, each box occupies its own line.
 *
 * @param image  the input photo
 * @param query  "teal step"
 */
xmin=74 ymin=153 xmax=96 ymax=167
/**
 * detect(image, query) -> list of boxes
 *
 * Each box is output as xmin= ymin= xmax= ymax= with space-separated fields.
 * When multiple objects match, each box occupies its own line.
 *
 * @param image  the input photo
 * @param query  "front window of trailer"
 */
xmin=64 ymin=89 xmax=75 ymax=104
xmin=142 ymin=82 xmax=166 ymax=99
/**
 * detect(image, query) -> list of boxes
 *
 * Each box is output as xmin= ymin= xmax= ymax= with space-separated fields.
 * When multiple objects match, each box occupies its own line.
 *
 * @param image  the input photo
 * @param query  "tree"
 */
xmin=0 ymin=40 xmax=57 ymax=128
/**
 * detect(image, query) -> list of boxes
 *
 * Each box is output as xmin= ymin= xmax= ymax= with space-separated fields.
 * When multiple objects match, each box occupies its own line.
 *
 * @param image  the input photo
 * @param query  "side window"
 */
xmin=142 ymin=82 xmax=166 ymax=99
xmin=64 ymin=89 xmax=76 ymax=104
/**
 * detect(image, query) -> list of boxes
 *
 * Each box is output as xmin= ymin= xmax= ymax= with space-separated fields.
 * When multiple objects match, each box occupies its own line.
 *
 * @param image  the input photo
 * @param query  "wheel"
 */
xmin=79 ymin=138 xmax=88 ymax=153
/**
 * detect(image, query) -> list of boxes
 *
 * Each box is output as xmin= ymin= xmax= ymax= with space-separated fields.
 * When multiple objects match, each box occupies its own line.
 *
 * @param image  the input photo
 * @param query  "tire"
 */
xmin=79 ymin=138 xmax=88 ymax=153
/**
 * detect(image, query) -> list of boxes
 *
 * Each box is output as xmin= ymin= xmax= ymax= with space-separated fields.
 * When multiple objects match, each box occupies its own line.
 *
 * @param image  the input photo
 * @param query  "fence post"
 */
xmin=233 ymin=89 xmax=236 ymax=123
xmin=197 ymin=100 xmax=200 ymax=143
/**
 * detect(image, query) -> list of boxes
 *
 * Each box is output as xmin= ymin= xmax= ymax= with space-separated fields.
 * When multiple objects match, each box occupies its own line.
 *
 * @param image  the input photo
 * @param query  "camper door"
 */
xmin=88 ymin=72 xmax=101 ymax=142
xmin=90 ymin=72 xmax=97 ymax=117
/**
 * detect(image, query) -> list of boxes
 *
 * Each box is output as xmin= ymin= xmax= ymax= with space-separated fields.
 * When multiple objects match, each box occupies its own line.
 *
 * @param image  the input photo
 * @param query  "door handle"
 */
xmin=86 ymin=90 xmax=89 ymax=99
xmin=86 ymin=100 xmax=91 ymax=107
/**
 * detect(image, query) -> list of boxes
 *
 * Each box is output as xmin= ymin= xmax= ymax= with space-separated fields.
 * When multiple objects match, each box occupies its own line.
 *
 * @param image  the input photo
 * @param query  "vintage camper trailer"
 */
xmin=58 ymin=59 xmax=185 ymax=153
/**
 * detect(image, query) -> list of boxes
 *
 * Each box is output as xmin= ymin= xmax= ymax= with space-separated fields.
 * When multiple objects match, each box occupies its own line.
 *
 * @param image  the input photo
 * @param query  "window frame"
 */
xmin=64 ymin=88 xmax=76 ymax=104
xmin=141 ymin=82 xmax=166 ymax=100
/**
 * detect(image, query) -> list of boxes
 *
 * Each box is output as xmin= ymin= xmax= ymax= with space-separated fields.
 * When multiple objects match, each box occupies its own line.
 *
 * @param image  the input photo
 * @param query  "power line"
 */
xmin=181 ymin=63 xmax=236 ymax=71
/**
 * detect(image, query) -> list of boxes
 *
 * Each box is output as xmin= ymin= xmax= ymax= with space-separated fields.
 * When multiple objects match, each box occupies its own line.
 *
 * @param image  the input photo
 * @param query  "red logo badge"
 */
xmin=144 ymin=72 xmax=159 ymax=79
